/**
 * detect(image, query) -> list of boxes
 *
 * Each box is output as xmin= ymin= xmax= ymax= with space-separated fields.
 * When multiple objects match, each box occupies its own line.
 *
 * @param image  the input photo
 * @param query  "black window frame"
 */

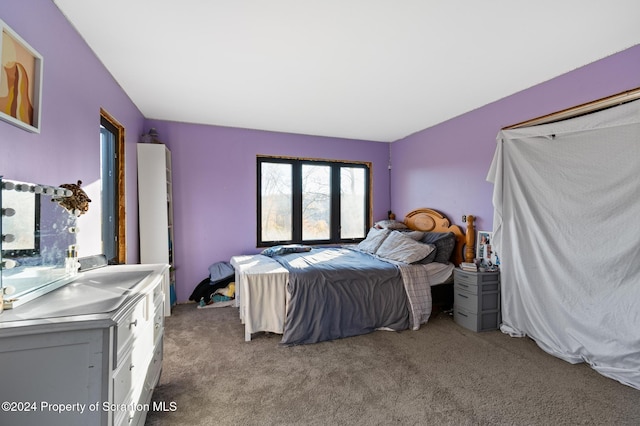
xmin=257 ymin=156 xmax=371 ymax=247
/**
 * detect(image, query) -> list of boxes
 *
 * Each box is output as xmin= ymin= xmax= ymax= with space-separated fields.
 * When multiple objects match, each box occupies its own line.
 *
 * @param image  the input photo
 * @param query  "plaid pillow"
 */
xmin=357 ymin=227 xmax=392 ymax=254
xmin=376 ymin=231 xmax=435 ymax=264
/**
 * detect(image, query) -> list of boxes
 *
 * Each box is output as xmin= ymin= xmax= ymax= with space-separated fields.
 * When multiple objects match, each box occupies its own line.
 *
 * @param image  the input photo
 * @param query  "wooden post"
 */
xmin=464 ymin=215 xmax=475 ymax=263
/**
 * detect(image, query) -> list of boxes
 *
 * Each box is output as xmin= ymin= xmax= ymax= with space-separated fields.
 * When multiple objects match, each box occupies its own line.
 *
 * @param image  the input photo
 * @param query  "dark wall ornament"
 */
xmin=53 ymin=180 xmax=91 ymax=216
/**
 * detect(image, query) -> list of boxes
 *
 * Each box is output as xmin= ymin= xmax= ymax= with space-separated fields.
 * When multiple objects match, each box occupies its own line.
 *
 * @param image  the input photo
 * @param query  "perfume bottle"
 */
xmin=65 ymin=245 xmax=79 ymax=276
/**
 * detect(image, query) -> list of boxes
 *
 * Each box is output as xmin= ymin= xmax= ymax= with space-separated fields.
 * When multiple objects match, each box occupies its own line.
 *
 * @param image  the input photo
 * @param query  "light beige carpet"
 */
xmin=146 ymin=303 xmax=639 ymax=426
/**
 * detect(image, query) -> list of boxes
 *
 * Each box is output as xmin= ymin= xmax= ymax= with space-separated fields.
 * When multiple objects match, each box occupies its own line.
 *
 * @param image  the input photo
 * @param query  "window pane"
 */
xmin=302 ymin=164 xmax=330 ymax=240
xmin=340 ymin=167 xmax=366 ymax=239
xmin=261 ymin=162 xmax=292 ymax=241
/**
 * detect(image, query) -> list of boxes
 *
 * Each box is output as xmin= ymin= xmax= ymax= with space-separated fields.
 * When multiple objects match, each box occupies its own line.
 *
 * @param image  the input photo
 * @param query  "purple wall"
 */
xmin=3 ymin=1 xmax=639 ymax=305
xmin=144 ymin=120 xmax=390 ymax=302
xmin=0 ymin=1 xmax=145 ymax=262
xmin=391 ymin=44 xmax=640 ymax=233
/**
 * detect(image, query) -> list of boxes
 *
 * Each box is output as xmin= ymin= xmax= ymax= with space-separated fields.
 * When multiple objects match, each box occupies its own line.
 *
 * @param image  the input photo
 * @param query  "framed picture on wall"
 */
xmin=476 ymin=230 xmax=497 ymax=266
xmin=0 ymin=19 xmax=43 ymax=133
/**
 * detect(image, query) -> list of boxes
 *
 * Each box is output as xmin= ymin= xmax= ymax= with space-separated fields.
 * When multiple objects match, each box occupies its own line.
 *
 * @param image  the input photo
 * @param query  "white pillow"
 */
xmin=357 ymin=228 xmax=391 ymax=254
xmin=376 ymin=231 xmax=434 ymax=263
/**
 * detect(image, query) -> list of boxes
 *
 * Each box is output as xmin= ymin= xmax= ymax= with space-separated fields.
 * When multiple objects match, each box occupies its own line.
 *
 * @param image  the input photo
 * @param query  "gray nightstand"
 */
xmin=453 ymin=268 xmax=501 ymax=332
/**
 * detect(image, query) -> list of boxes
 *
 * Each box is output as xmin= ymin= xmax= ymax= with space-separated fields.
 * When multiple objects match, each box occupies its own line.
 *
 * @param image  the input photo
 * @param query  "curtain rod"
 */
xmin=503 ymin=87 xmax=640 ymax=130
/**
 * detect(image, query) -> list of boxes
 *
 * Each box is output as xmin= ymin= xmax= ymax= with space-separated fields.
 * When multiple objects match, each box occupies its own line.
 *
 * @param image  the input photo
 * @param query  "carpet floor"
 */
xmin=146 ymin=303 xmax=640 ymax=426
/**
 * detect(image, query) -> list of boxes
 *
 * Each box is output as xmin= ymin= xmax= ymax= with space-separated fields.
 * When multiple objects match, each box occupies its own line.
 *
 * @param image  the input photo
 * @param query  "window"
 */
xmin=100 ymin=117 xmax=118 ymax=263
xmin=257 ymin=156 xmax=371 ymax=246
xmin=99 ymin=109 xmax=126 ymax=264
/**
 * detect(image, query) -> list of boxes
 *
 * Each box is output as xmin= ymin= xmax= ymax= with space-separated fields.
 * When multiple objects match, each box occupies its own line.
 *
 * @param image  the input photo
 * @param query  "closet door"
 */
xmin=488 ymin=98 xmax=640 ymax=389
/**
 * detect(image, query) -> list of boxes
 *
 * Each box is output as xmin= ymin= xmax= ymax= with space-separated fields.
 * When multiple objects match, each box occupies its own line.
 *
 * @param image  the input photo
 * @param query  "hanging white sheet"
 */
xmin=487 ymin=99 xmax=640 ymax=389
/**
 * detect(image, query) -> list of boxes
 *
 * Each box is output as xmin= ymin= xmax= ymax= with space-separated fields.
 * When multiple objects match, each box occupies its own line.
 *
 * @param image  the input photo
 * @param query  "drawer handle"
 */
xmin=129 ymin=364 xmax=135 ymax=371
xmin=129 ymin=319 xmax=138 ymax=329
xmin=457 ymin=283 xmax=469 ymax=288
xmin=457 ymin=293 xmax=469 ymax=299
xmin=457 ymin=311 xmax=468 ymax=318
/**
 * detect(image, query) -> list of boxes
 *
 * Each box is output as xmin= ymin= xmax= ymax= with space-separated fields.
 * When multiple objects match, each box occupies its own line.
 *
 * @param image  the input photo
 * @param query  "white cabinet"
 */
xmin=0 ymin=264 xmax=167 ymax=426
xmin=0 ymin=329 xmax=106 ymax=426
xmin=137 ymin=143 xmax=175 ymax=315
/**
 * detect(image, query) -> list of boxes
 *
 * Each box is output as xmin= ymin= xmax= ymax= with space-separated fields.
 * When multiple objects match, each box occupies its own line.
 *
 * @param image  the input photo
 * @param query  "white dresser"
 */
xmin=0 ymin=264 xmax=168 ymax=426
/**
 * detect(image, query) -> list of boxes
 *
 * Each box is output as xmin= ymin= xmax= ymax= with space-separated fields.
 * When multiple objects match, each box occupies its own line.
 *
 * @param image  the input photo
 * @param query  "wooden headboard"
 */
xmin=403 ymin=208 xmax=475 ymax=266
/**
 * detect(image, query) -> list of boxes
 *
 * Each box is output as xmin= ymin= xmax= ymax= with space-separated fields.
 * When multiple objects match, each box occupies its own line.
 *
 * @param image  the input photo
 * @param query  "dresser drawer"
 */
xmin=153 ymin=276 xmax=164 ymax=302
xmin=145 ymin=338 xmax=163 ymax=392
xmin=153 ymin=296 xmax=164 ymax=342
xmin=113 ymin=351 xmax=134 ymax=406
xmin=453 ymin=306 xmax=500 ymax=332
xmin=115 ymin=300 xmax=146 ymax=366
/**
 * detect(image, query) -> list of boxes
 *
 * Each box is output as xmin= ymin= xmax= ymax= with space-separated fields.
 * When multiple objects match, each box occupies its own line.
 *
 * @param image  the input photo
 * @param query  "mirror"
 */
xmin=2 ymin=185 xmax=40 ymax=256
xmin=1 ymin=178 xmax=78 ymax=308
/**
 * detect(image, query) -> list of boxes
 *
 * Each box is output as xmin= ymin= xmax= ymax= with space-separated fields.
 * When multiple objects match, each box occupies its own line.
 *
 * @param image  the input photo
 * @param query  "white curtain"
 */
xmin=487 ymin=99 xmax=640 ymax=389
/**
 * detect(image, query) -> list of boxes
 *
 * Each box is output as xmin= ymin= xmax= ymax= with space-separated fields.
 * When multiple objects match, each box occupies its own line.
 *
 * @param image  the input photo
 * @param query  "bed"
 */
xmin=231 ymin=208 xmax=474 ymax=344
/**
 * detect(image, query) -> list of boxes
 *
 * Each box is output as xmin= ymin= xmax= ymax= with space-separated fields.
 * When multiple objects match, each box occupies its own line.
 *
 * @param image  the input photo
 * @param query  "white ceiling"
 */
xmin=54 ymin=0 xmax=639 ymax=142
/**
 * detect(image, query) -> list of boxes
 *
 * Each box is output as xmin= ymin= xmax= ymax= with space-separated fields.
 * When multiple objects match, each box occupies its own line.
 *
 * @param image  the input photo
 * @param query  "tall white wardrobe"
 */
xmin=137 ymin=143 xmax=176 ymax=315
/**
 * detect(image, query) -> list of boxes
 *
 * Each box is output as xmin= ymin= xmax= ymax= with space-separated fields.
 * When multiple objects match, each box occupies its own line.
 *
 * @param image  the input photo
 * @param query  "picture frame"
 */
xmin=476 ymin=230 xmax=496 ymax=266
xmin=0 ymin=19 xmax=43 ymax=133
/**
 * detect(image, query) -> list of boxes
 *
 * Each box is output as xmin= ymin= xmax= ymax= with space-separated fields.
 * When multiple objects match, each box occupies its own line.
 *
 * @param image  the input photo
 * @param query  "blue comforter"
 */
xmin=272 ymin=247 xmax=409 ymax=345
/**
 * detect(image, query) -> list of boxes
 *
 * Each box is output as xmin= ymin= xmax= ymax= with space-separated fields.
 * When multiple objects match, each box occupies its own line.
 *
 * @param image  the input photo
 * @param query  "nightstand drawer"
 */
xmin=454 ymin=287 xmax=500 ymax=313
xmin=454 ymin=280 xmax=499 ymax=295
xmin=454 ymin=289 xmax=478 ymax=312
xmin=454 ymin=269 xmax=500 ymax=289
xmin=454 ymin=306 xmax=500 ymax=332
xmin=453 ymin=280 xmax=478 ymax=295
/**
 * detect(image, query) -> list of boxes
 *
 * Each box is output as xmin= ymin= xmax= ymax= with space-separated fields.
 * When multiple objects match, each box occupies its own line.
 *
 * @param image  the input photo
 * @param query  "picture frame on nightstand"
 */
xmin=476 ymin=230 xmax=497 ymax=266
